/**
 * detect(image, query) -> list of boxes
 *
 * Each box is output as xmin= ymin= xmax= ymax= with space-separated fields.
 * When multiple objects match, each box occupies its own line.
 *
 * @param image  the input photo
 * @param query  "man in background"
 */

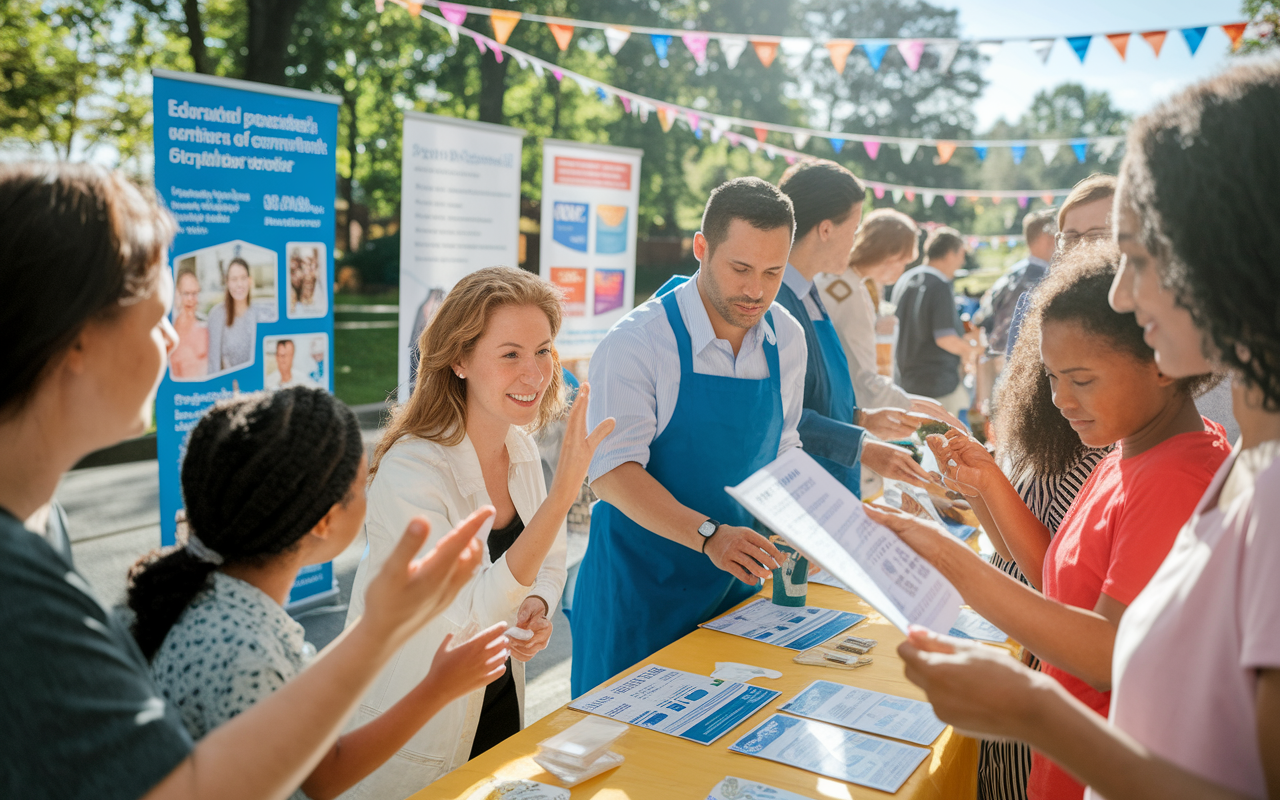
xmin=977 ymin=208 xmax=1057 ymax=357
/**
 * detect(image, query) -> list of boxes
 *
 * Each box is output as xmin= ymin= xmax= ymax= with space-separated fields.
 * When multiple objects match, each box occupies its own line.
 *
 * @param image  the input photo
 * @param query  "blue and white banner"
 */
xmin=152 ymin=70 xmax=341 ymax=607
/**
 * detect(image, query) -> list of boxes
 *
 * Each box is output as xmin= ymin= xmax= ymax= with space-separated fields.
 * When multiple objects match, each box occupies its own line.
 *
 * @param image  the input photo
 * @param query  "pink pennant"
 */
xmin=621 ymin=96 xmax=632 ymax=113
xmin=725 ymin=131 xmax=741 ymax=146
xmin=896 ymin=40 xmax=926 ymax=71
xmin=552 ymin=69 xmax=563 ymax=82
xmin=682 ymin=33 xmax=710 ymax=65
xmin=873 ymin=185 xmax=885 ymax=199
xmin=785 ymin=154 xmax=798 ymax=164
xmin=863 ymin=140 xmax=880 ymax=160
xmin=470 ymin=33 xmax=487 ymax=55
xmin=1017 ymin=195 xmax=1029 ymax=208
xmin=686 ymin=112 xmax=701 ymax=130
xmin=437 ymin=1 xmax=467 ymax=26
xmin=944 ymin=194 xmax=956 ymax=206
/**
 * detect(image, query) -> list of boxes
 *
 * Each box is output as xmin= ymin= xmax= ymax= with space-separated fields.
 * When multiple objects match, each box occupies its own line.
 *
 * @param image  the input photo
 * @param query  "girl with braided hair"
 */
xmin=0 ymin=161 xmax=494 ymax=800
xmin=128 ymin=386 xmax=509 ymax=800
xmin=344 ymin=266 xmax=614 ymax=797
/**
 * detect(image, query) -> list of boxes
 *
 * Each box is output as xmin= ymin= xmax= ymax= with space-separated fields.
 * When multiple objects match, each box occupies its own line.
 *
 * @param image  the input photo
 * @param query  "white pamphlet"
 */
xmin=699 ymin=598 xmax=866 ymax=650
xmin=726 ymin=448 xmax=962 ymax=633
xmin=729 ymin=713 xmax=930 ymax=793
xmin=948 ymin=608 xmax=1009 ymax=643
xmin=780 ymin=680 xmax=947 ymax=745
xmin=706 ymin=776 xmax=814 ymax=800
xmin=569 ymin=664 xmax=779 ymax=746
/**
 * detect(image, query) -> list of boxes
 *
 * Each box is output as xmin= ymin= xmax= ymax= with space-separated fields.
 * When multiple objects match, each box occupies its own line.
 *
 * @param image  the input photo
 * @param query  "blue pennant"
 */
xmin=649 ymin=34 xmax=671 ymax=60
xmin=1066 ymin=35 xmax=1092 ymax=63
xmin=596 ymin=87 xmax=608 ymax=101
xmin=830 ymin=138 xmax=844 ymax=154
xmin=1010 ymin=145 xmax=1026 ymax=164
xmin=1071 ymin=141 xmax=1088 ymax=163
xmin=973 ymin=146 xmax=988 ymax=161
xmin=1182 ymin=26 xmax=1207 ymax=55
xmin=862 ymin=41 xmax=890 ymax=71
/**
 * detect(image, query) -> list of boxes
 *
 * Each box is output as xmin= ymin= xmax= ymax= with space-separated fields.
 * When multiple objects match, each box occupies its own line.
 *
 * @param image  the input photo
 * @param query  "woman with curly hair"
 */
xmin=891 ymin=61 xmax=1280 ymax=800
xmin=866 ymin=241 xmax=1229 ymax=800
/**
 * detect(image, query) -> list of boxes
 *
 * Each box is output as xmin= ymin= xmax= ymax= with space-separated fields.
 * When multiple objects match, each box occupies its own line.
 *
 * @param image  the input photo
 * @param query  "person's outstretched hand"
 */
xmin=427 ymin=622 xmax=510 ymax=704
xmin=360 ymin=508 xmax=491 ymax=648
xmin=705 ymin=525 xmax=783 ymax=584
xmin=898 ymin=625 xmax=1047 ymax=742
xmin=859 ymin=407 xmax=935 ymax=440
xmin=550 ymin=382 xmax=615 ymax=501
xmin=906 ymin=396 xmax=968 ymax=431
xmin=860 ymin=439 xmax=936 ymax=488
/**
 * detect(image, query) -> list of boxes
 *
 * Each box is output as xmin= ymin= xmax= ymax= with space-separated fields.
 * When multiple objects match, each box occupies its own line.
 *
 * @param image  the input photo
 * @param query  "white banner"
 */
xmin=538 ymin=139 xmax=643 ymax=360
xmin=398 ymin=112 xmax=525 ymax=401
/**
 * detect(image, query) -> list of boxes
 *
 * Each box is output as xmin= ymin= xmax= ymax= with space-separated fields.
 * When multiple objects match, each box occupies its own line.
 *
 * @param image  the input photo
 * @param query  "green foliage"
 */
xmin=1238 ymin=1 xmax=1279 ymax=53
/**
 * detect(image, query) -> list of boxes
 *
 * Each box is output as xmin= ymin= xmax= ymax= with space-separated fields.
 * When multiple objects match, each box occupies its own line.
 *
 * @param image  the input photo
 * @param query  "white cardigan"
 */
xmin=339 ymin=427 xmax=567 ymax=800
xmin=815 ymin=272 xmax=913 ymax=411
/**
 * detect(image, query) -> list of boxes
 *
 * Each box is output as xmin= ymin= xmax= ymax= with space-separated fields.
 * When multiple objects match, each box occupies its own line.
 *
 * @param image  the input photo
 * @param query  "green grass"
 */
xmin=333 ymin=289 xmax=401 ymax=406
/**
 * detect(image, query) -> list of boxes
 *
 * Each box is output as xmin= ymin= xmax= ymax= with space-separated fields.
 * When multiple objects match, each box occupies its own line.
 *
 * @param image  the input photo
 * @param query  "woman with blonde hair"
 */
xmin=815 ymin=208 xmax=963 ymax=424
xmin=343 ymin=266 xmax=613 ymax=798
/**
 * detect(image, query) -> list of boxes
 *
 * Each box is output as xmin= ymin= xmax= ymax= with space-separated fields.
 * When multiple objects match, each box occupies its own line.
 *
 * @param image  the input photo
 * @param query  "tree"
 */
xmin=1239 ymin=1 xmax=1279 ymax=52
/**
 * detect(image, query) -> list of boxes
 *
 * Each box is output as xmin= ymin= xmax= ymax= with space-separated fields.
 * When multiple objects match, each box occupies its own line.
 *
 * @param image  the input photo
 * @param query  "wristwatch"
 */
xmin=698 ymin=519 xmax=720 ymax=552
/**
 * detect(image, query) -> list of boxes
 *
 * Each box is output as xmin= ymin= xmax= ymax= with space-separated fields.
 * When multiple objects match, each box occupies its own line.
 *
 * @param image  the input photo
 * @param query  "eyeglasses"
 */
xmin=1055 ymin=228 xmax=1112 ymax=248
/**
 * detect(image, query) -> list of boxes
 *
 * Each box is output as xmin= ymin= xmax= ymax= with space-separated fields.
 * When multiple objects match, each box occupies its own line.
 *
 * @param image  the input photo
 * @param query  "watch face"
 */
xmin=698 ymin=520 xmax=717 ymax=537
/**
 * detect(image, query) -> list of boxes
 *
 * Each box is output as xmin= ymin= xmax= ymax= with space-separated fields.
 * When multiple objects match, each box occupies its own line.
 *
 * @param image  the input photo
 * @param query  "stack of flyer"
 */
xmin=533 ymin=716 xmax=628 ymax=787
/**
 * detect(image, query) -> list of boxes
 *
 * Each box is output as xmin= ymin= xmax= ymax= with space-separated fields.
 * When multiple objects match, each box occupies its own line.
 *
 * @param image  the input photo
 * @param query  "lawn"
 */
xmin=334 ymin=290 xmax=400 ymax=407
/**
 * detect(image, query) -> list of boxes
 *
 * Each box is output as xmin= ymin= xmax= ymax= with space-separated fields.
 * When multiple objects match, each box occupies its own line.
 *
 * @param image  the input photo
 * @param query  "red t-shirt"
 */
xmin=1028 ymin=419 xmax=1230 ymax=800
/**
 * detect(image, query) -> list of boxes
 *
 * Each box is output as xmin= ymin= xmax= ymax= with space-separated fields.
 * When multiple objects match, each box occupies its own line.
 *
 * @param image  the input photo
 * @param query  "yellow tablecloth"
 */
xmin=412 ymin=582 xmax=978 ymax=800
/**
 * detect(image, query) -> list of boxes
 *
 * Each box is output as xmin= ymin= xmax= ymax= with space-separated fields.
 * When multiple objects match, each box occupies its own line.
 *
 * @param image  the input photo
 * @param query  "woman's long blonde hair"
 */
xmin=370 ymin=266 xmax=566 ymax=478
xmin=847 ymin=208 xmax=919 ymax=273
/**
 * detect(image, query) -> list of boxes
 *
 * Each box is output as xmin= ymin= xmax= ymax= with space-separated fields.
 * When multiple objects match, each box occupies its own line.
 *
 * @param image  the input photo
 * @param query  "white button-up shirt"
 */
xmin=586 ymin=271 xmax=807 ymax=484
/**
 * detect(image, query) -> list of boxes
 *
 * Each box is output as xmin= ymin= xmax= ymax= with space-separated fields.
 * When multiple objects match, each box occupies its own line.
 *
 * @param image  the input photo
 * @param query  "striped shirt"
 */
xmin=586 ymin=272 xmax=807 ymax=484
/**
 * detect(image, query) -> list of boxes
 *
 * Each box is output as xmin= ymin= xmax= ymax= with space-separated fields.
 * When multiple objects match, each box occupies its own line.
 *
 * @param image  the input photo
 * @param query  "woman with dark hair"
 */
xmin=0 ymin=161 xmax=491 ymax=800
xmin=866 ymin=243 xmax=1229 ymax=800
xmin=131 ymin=388 xmax=508 ymax=800
xmin=890 ymin=61 xmax=1280 ymax=800
xmin=207 ymin=255 xmax=274 ymax=372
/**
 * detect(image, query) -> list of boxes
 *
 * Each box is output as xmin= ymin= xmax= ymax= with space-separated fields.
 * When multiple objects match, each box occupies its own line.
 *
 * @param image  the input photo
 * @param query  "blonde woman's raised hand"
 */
xmin=360 ymin=508 xmax=491 ymax=648
xmin=551 ymin=382 xmax=615 ymax=501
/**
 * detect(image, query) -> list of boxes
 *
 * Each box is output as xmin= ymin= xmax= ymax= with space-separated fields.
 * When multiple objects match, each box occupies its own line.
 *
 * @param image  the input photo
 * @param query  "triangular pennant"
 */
xmin=872 ymin=185 xmax=886 ymax=200
xmin=1142 ymin=30 xmax=1168 ymax=57
xmin=724 ymin=131 xmax=741 ymax=146
xmin=694 ymin=127 xmax=703 ymax=140
xmin=1096 ymin=138 xmax=1122 ymax=162
xmin=862 ymin=40 xmax=890 ymax=71
xmin=936 ymin=141 xmax=957 ymax=164
xmin=743 ymin=138 xmax=759 ymax=154
xmin=752 ymin=39 xmax=779 ymax=68
xmin=437 ymin=1 xmax=466 ymax=26
xmin=934 ymin=40 xmax=960 ymax=73
xmin=892 ymin=188 xmax=904 ymax=203
xmin=552 ymin=68 xmax=563 ymax=82
xmin=977 ymin=40 xmax=1003 ymax=60
xmin=864 ymin=140 xmax=881 ymax=160
xmin=923 ymin=191 xmax=936 ymax=208
xmin=1010 ymin=144 xmax=1026 ymax=164
xmin=1038 ymin=142 xmax=1060 ymax=164
xmin=548 ymin=23 xmax=574 ymax=51
xmin=1106 ymin=32 xmax=1130 ymax=60
xmin=944 ymin=194 xmax=957 ymax=206
xmin=764 ymin=144 xmax=777 ymax=160
xmin=596 ymin=86 xmax=608 ymax=102
xmin=1017 ymin=196 xmax=1029 ymax=209
xmin=784 ymin=154 xmax=798 ymax=165
xmin=513 ymin=52 xmax=528 ymax=69
xmin=1072 ymin=141 xmax=1088 ymax=163
xmin=1030 ymin=38 xmax=1054 ymax=64
xmin=637 ymin=103 xmax=650 ymax=123
xmin=793 ymin=131 xmax=810 ymax=150
xmin=905 ymin=190 xmax=915 ymax=201
xmin=826 ymin=40 xmax=855 ymax=74
xmin=374 ymin=0 xmax=384 ymax=12
xmin=897 ymin=40 xmax=926 ymax=71
xmin=470 ymin=33 xmax=487 ymax=55
xmin=753 ymin=127 xmax=769 ymax=143
xmin=1041 ymin=193 xmax=1055 ymax=205
xmin=713 ymin=117 xmax=731 ymax=130
xmin=620 ymin=96 xmax=631 ymax=114
xmin=406 ymin=0 xmax=421 ymax=17
xmin=1182 ymin=26 xmax=1207 ymax=55
xmin=489 ymin=10 xmax=521 ymax=45
xmin=604 ymin=26 xmax=631 ymax=55
xmin=1066 ymin=35 xmax=1091 ymax=63
xmin=682 ymin=33 xmax=710 ymax=65
xmin=443 ymin=23 xmax=458 ymax=45
xmin=1222 ymin=23 xmax=1248 ymax=51
xmin=780 ymin=38 xmax=812 ymax=71
xmin=656 ymin=107 xmax=674 ymax=132
xmin=829 ymin=138 xmax=844 ymax=154
xmin=490 ymin=38 xmax=503 ymax=62
xmin=709 ymin=127 xmax=722 ymax=143
xmin=531 ymin=59 xmax=544 ymax=78
xmin=649 ymin=34 xmax=671 ymax=60
xmin=686 ymin=112 xmax=701 ymax=131
xmin=973 ymin=145 xmax=988 ymax=161
xmin=990 ymin=195 xmax=1002 ymax=204
xmin=899 ymin=142 xmax=919 ymax=163
xmin=719 ymin=37 xmax=748 ymax=68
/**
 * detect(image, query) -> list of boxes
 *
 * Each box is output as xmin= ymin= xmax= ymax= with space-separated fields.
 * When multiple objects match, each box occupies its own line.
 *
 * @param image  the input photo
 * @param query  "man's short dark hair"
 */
xmin=700 ymin=177 xmax=795 ymax=258
xmin=1022 ymin=208 xmax=1057 ymax=243
xmin=276 ymin=339 xmax=294 ymax=351
xmin=924 ymin=227 xmax=965 ymax=261
xmin=777 ymin=159 xmax=865 ymax=239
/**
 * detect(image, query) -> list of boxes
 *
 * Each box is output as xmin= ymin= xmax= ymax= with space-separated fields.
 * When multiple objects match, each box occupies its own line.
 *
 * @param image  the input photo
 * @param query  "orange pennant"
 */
xmin=489 ymin=10 xmax=521 ymax=45
xmin=548 ymin=22 xmax=574 ymax=51
xmin=752 ymin=40 xmax=779 ymax=68
xmin=1106 ymin=32 xmax=1130 ymax=60
xmin=991 ymin=195 xmax=1002 ymax=205
xmin=1222 ymin=23 xmax=1248 ymax=51
xmin=1041 ymin=193 xmax=1055 ymax=205
xmin=1141 ymin=30 xmax=1167 ymax=56
xmin=753 ymin=127 xmax=769 ymax=143
xmin=935 ymin=141 xmax=957 ymax=164
xmin=825 ymin=40 xmax=855 ymax=74
xmin=656 ymin=107 xmax=674 ymax=132
xmin=406 ymin=0 xmax=422 ymax=17
xmin=967 ymin=195 xmax=980 ymax=203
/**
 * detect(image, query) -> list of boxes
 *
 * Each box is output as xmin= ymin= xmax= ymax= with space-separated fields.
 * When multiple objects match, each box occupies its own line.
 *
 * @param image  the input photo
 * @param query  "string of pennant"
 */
xmin=393 ymin=1 xmax=1118 ymax=196
xmin=378 ymin=0 xmax=1255 ymax=74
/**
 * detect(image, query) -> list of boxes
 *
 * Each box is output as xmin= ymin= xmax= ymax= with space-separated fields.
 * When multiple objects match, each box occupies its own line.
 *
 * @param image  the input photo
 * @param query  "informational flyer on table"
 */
xmin=780 ymin=680 xmax=947 ymax=745
xmin=729 ymin=714 xmax=931 ymax=793
xmin=569 ymin=664 xmax=779 ymax=745
xmin=699 ymin=598 xmax=865 ymax=650
xmin=538 ymin=139 xmax=643 ymax=359
xmin=151 ymin=70 xmax=339 ymax=607
xmin=398 ymin=112 xmax=524 ymax=400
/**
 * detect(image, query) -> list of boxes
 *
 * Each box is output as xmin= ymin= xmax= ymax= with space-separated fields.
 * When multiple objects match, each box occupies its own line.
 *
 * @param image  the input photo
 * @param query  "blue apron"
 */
xmin=809 ymin=295 xmax=862 ymax=495
xmin=569 ymin=276 xmax=784 ymax=696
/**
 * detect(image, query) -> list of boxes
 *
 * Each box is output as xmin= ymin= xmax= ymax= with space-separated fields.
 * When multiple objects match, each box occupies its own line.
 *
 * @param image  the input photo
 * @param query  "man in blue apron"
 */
xmin=570 ymin=178 xmax=806 ymax=696
xmin=774 ymin=159 xmax=936 ymax=496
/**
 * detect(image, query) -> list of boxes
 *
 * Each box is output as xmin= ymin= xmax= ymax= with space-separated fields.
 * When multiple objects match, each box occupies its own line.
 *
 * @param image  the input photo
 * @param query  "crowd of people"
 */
xmin=0 ymin=60 xmax=1276 ymax=800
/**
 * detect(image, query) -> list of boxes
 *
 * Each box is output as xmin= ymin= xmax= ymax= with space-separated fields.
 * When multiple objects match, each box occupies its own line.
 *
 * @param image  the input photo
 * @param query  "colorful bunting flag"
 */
xmin=650 ymin=34 xmax=671 ymax=60
xmin=1041 ymin=193 xmax=1055 ymax=205
xmin=780 ymin=39 xmax=812 ymax=70
xmin=899 ymin=142 xmax=919 ymax=163
xmin=977 ymin=41 xmax=1003 ymax=60
xmin=548 ymin=22 xmax=574 ymax=51
xmin=596 ymin=86 xmax=608 ymax=101
xmin=936 ymin=141 xmax=957 ymax=164
xmin=656 ymin=107 xmax=674 ymax=132
xmin=1039 ymin=143 xmax=1060 ymax=164
xmin=1030 ymin=38 xmax=1054 ymax=64
xmin=973 ymin=145 xmax=988 ymax=161
xmin=864 ymin=140 xmax=881 ymax=160
xmin=764 ymin=144 xmax=777 ymax=159
xmin=892 ymin=188 xmax=904 ymax=203
xmin=552 ymin=68 xmax=563 ymax=82
xmin=406 ymin=0 xmax=422 ymax=17
xmin=437 ymin=1 xmax=466 ymax=26
xmin=990 ymin=195 xmax=1002 ymax=204
xmin=374 ymin=0 xmax=384 ymax=13
xmin=620 ymin=96 xmax=631 ymax=113
xmin=682 ymin=33 xmax=710 ymax=64
xmin=752 ymin=40 xmax=779 ymax=68
xmin=753 ymin=127 xmax=768 ymax=143
xmin=897 ymin=40 xmax=926 ymax=71
xmin=512 ymin=52 xmax=527 ymax=69
xmin=829 ymin=138 xmax=844 ymax=154
xmin=1106 ymin=32 xmax=1130 ymax=60
xmin=923 ymin=191 xmax=936 ymax=207
xmin=686 ymin=112 xmax=701 ymax=131
xmin=1096 ymin=138 xmax=1122 ymax=161
xmin=1182 ymin=26 xmax=1207 ymax=55
xmin=873 ymin=185 xmax=885 ymax=199
xmin=719 ymin=38 xmax=748 ymax=68
xmin=1010 ymin=144 xmax=1026 ymax=164
xmin=530 ymin=59 xmax=543 ymax=77
xmin=944 ymin=194 xmax=957 ymax=206
xmin=935 ymin=40 xmax=961 ymax=73
xmin=604 ymin=26 xmax=631 ymax=55
xmin=826 ymin=40 xmax=855 ymax=74
xmin=1066 ymin=35 xmax=1092 ymax=63
xmin=862 ymin=41 xmax=890 ymax=71
xmin=1222 ymin=22 xmax=1248 ymax=50
xmin=489 ymin=10 xmax=521 ymax=45
xmin=1072 ymin=141 xmax=1089 ymax=163
xmin=443 ymin=21 xmax=458 ymax=45
xmin=905 ymin=190 xmax=915 ymax=201
xmin=725 ymin=131 xmax=741 ymax=146
xmin=785 ymin=154 xmax=798 ymax=165
xmin=1142 ymin=30 xmax=1168 ymax=56
xmin=709 ymin=127 xmax=722 ymax=143
xmin=743 ymin=138 xmax=759 ymax=153
xmin=1017 ymin=196 xmax=1029 ymax=208
xmin=793 ymin=131 xmax=810 ymax=150
xmin=470 ymin=33 xmax=487 ymax=55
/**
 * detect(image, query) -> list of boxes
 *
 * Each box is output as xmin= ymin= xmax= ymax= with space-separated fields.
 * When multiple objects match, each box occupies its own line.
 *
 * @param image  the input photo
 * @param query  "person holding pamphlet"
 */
xmin=570 ymin=178 xmax=802 ymax=696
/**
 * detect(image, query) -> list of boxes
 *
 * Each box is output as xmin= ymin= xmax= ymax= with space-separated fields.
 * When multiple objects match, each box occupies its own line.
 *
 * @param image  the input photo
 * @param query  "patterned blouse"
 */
xmin=150 ymin=572 xmax=315 ymax=800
